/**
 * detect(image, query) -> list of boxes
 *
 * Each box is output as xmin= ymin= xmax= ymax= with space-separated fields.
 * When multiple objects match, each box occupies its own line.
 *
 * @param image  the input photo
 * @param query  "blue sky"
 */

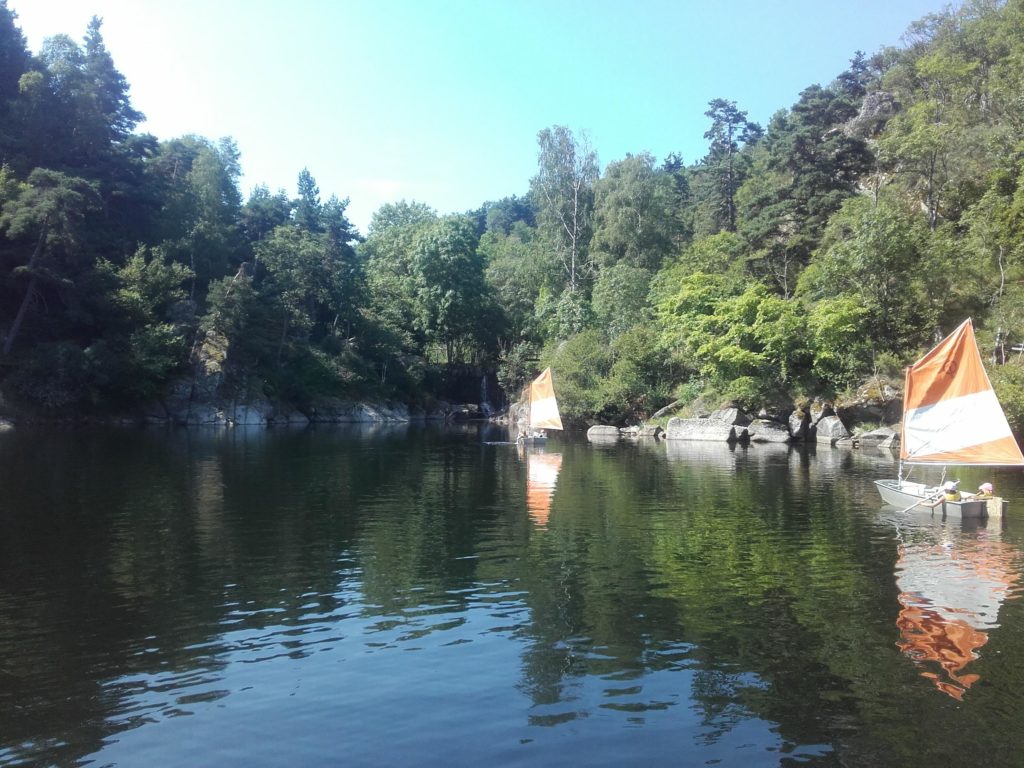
xmin=10 ymin=0 xmax=950 ymax=234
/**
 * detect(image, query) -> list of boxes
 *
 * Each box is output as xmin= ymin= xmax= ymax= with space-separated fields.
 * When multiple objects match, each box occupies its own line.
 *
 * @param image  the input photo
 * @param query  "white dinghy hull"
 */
xmin=874 ymin=479 xmax=1005 ymax=518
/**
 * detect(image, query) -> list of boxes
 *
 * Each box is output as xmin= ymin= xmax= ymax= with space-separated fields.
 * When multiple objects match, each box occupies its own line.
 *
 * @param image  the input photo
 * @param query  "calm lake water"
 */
xmin=3 ymin=424 xmax=1024 ymax=767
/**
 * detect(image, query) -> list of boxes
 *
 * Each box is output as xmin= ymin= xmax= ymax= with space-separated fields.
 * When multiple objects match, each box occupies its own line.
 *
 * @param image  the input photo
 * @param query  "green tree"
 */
xmin=0 ymin=168 xmax=100 ymax=355
xmin=0 ymin=0 xmax=30 ymax=158
xmin=651 ymin=232 xmax=748 ymax=299
xmin=660 ymin=151 xmax=695 ymax=249
xmin=412 ymin=215 xmax=494 ymax=364
xmin=541 ymin=329 xmax=613 ymax=421
xmin=255 ymin=223 xmax=343 ymax=361
xmin=590 ymin=152 xmax=680 ymax=272
xmin=658 ymin=277 xmax=810 ymax=405
xmin=18 ymin=19 xmax=142 ymax=173
xmin=241 ymin=184 xmax=293 ymax=248
xmin=478 ymin=194 xmax=535 ymax=235
xmin=530 ymin=125 xmax=599 ymax=293
xmin=361 ymin=200 xmax=438 ymax=362
xmin=88 ymin=247 xmax=193 ymax=402
xmin=797 ymin=195 xmax=935 ymax=355
xmin=591 ymin=263 xmax=652 ymax=340
xmin=81 ymin=16 xmax=143 ymax=146
xmin=738 ymin=80 xmax=872 ymax=295
xmin=692 ymin=99 xmax=762 ymax=236
xmin=806 ymin=296 xmax=872 ymax=391
xmin=149 ymin=136 xmax=244 ymax=299
xmin=294 ymin=167 xmax=322 ymax=232
xmin=480 ymin=226 xmax=556 ymax=344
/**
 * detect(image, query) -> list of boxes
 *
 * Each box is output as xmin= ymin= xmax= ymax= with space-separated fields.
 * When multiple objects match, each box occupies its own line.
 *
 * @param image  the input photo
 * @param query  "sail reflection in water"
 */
xmin=894 ymin=519 xmax=1021 ymax=699
xmin=522 ymin=448 xmax=562 ymax=526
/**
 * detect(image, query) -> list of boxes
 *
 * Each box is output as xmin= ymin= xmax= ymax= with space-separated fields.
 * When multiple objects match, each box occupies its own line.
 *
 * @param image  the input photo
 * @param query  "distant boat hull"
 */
xmin=875 ymin=479 xmax=1005 ymax=518
xmin=517 ymin=431 xmax=549 ymax=445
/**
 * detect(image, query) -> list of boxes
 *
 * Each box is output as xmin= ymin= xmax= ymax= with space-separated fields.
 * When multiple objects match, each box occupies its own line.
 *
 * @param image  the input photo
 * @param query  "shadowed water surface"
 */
xmin=3 ymin=424 xmax=1024 ymax=767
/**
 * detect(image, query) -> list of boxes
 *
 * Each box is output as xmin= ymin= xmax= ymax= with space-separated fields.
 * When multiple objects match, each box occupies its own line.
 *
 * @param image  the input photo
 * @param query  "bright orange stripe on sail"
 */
xmin=904 ymin=320 xmax=990 ymax=412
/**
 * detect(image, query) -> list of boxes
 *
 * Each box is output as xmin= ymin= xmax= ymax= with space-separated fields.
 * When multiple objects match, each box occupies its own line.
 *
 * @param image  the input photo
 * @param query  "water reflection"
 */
xmin=520 ymin=447 xmax=562 ymax=527
xmin=890 ymin=515 xmax=1022 ymax=699
xmin=4 ymin=427 xmax=1024 ymax=767
xmin=663 ymin=439 xmax=746 ymax=467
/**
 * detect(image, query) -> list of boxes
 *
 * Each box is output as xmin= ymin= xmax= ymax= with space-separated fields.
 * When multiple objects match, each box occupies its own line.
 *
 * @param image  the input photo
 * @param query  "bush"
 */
xmin=989 ymin=361 xmax=1024 ymax=435
xmin=5 ymin=342 xmax=92 ymax=411
xmin=541 ymin=329 xmax=613 ymax=423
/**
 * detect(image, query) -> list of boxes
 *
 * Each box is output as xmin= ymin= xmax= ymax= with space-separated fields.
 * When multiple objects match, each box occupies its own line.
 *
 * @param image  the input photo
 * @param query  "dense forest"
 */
xmin=2 ymin=0 xmax=1024 ymax=428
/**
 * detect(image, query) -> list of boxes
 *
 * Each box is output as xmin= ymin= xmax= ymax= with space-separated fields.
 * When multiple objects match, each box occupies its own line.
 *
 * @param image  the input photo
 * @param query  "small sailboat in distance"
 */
xmin=875 ymin=319 xmax=1024 ymax=517
xmin=518 ymin=368 xmax=563 ymax=445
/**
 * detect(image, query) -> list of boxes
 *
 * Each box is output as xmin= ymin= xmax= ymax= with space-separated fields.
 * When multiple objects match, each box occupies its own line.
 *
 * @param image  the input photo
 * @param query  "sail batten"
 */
xmin=900 ymin=319 xmax=1024 ymax=466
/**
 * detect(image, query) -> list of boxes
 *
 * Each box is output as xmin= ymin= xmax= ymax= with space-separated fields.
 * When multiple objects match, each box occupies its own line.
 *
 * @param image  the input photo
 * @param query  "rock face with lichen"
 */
xmin=843 ymin=90 xmax=899 ymax=138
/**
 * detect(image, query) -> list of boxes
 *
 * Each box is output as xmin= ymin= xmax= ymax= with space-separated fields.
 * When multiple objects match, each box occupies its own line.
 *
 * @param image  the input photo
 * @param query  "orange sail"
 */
xmin=901 ymin=319 xmax=1024 ymax=465
xmin=529 ymin=368 xmax=563 ymax=431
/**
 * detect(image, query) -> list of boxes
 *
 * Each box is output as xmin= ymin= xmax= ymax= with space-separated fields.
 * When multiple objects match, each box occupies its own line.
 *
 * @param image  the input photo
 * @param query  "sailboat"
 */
xmin=518 ymin=367 xmax=563 ymax=445
xmin=875 ymin=318 xmax=1024 ymax=517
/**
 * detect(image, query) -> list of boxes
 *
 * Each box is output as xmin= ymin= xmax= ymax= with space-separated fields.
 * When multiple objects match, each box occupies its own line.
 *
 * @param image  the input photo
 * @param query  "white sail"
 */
xmin=902 ymin=318 xmax=1024 ymax=466
xmin=529 ymin=368 xmax=563 ymax=431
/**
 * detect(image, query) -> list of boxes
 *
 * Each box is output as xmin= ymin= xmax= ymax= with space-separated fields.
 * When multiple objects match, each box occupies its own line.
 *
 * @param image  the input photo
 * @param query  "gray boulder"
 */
xmin=815 ymin=415 xmax=851 ymax=445
xmin=810 ymin=400 xmax=835 ymax=424
xmin=788 ymin=409 xmax=810 ymax=441
xmin=666 ymin=417 xmax=738 ymax=442
xmin=708 ymin=407 xmax=752 ymax=426
xmin=587 ymin=425 xmax=620 ymax=442
xmin=855 ymin=426 xmax=899 ymax=449
xmin=746 ymin=419 xmax=791 ymax=443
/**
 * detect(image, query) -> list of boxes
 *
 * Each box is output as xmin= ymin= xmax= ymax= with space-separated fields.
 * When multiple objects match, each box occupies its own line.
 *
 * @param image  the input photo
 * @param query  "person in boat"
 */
xmin=975 ymin=482 xmax=994 ymax=499
xmin=942 ymin=481 xmax=962 ymax=502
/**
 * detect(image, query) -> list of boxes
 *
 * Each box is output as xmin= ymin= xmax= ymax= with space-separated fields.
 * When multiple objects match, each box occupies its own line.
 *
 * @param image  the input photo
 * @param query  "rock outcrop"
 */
xmin=837 ymin=380 xmax=902 ymax=426
xmin=788 ymin=409 xmax=810 ymax=441
xmin=815 ymin=415 xmax=851 ymax=445
xmin=746 ymin=418 xmax=791 ymax=443
xmin=707 ymin=407 xmax=752 ymax=426
xmin=587 ymin=425 xmax=620 ymax=442
xmin=844 ymin=90 xmax=899 ymax=138
xmin=854 ymin=426 xmax=899 ymax=449
xmin=666 ymin=417 xmax=744 ymax=442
